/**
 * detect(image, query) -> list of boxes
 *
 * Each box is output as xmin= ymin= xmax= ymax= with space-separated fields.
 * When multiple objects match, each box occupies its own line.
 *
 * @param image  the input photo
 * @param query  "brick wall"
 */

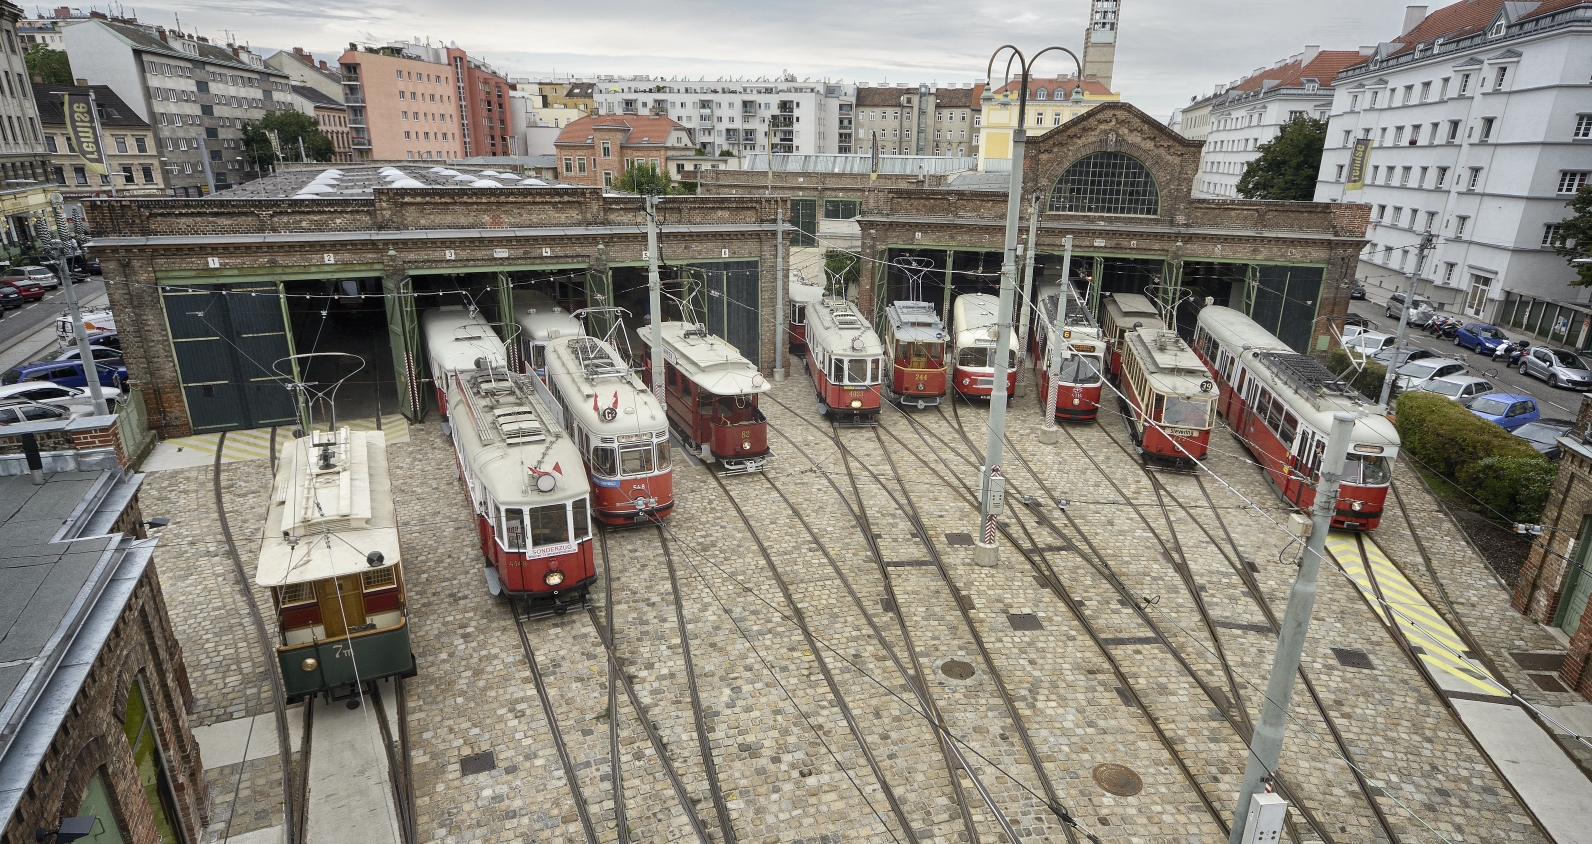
xmin=1 ymin=561 xmax=208 ymax=844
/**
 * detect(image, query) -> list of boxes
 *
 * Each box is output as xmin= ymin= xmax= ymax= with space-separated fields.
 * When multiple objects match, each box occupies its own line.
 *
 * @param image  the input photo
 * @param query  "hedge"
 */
xmin=1394 ymin=391 xmax=1555 ymax=522
xmin=1325 ymin=348 xmax=1388 ymax=402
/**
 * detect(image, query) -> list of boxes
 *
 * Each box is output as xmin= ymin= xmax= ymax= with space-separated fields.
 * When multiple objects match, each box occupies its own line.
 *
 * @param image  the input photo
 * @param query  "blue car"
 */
xmin=1455 ymin=323 xmax=1510 ymax=354
xmin=1 ymin=359 xmax=127 ymax=390
xmin=1467 ymin=392 xmax=1540 ymax=431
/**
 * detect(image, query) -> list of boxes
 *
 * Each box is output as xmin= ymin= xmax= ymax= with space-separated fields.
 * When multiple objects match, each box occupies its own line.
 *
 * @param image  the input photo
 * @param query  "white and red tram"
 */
xmin=638 ymin=321 xmax=772 ymax=472
xmin=1118 ymin=327 xmax=1217 ymax=462
xmin=1030 ymin=282 xmax=1106 ymax=422
xmin=420 ymin=307 xmax=596 ymax=606
xmin=950 ymin=293 xmax=1018 ymax=398
xmin=804 ymin=296 xmax=887 ymax=419
xmin=1194 ymin=306 xmax=1400 ymax=530
xmin=1100 ymin=292 xmax=1163 ymax=378
xmin=535 ymin=332 xmax=675 ymax=524
xmin=787 ymin=273 xmax=827 ymax=355
xmin=514 ymin=289 xmax=584 ymax=380
xmin=881 ymin=299 xmax=948 ymax=409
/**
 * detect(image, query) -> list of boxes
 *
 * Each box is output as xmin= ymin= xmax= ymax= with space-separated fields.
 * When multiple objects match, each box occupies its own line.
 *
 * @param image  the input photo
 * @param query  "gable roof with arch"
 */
xmin=1021 ymin=102 xmax=1204 ymax=224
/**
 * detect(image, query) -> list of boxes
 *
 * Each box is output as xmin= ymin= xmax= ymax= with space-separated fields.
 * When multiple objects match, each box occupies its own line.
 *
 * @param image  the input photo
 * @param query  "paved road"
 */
xmin=0 ymin=278 xmax=106 ymax=368
xmin=1349 ymin=290 xmax=1586 ymax=421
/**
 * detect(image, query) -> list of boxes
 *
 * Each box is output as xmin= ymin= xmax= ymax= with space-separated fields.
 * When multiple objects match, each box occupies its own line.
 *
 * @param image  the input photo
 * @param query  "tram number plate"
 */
xmin=1163 ymin=427 xmax=1197 ymax=437
xmin=842 ymin=386 xmax=864 ymax=391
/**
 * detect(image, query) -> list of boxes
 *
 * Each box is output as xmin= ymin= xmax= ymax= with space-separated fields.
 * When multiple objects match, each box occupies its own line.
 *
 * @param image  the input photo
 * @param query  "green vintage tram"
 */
xmin=256 ymin=427 xmax=414 ymax=700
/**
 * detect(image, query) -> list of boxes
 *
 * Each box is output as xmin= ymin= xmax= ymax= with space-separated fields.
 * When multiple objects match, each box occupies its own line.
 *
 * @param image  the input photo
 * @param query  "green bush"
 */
xmin=1325 ymin=348 xmax=1387 ymax=401
xmin=1395 ymin=391 xmax=1554 ymax=522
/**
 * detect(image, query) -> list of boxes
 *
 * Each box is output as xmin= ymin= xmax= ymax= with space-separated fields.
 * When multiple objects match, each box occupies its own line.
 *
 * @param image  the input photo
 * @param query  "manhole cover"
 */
xmin=940 ymin=659 xmax=975 ymax=680
xmin=1092 ymin=763 xmax=1143 ymax=796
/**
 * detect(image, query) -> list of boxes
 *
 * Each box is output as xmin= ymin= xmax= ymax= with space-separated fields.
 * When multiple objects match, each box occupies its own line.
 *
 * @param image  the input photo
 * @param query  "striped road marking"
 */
xmin=1326 ymin=531 xmax=1506 ymax=696
xmin=165 ymin=417 xmax=411 ymax=464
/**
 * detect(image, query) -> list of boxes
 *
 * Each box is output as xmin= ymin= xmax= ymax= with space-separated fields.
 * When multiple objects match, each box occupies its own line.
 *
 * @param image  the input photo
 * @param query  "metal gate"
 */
xmin=1556 ymin=518 xmax=1592 ymax=637
xmin=161 ymin=283 xmax=299 ymax=432
xmin=383 ymin=274 xmax=422 ymax=420
xmin=791 ymin=198 xmax=818 ymax=247
xmin=698 ymin=261 xmax=760 ymax=361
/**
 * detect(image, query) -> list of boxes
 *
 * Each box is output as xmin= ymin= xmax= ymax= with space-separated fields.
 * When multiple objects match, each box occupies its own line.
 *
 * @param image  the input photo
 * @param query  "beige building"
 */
xmin=292 ymin=84 xmax=353 ymax=163
xmin=852 ymin=83 xmax=982 ymax=157
xmin=977 ymin=77 xmax=1119 ymax=169
xmin=35 ymin=82 xmax=165 ymax=196
xmin=267 ymin=47 xmax=345 ymax=102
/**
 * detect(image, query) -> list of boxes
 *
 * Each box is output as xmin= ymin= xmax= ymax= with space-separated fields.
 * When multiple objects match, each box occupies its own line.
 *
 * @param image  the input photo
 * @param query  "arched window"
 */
xmin=1036 ymin=87 xmax=1048 ymax=100
xmin=1049 ymin=151 xmax=1160 ymax=216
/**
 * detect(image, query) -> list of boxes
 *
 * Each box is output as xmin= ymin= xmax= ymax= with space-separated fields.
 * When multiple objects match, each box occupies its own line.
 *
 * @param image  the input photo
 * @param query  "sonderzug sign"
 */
xmin=63 ymin=92 xmax=106 ymax=175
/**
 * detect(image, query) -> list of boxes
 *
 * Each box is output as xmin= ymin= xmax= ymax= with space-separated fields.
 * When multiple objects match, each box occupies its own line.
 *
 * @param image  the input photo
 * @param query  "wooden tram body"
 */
xmin=257 ymin=427 xmax=414 ymax=701
xmin=1030 ymin=282 xmax=1106 ymax=421
xmin=786 ymin=275 xmax=827 ymax=355
xmin=881 ymin=299 xmax=948 ymax=409
xmin=638 ymin=321 xmax=772 ymax=472
xmin=1194 ymin=306 xmax=1400 ymax=530
xmin=535 ymin=334 xmax=675 ymax=524
xmin=513 ymin=290 xmax=585 ymax=380
xmin=1099 ymin=292 xmax=1164 ymax=378
xmin=950 ymin=293 xmax=1018 ymax=398
xmin=1118 ymin=327 xmax=1216 ymax=461
xmin=804 ymin=296 xmax=887 ymax=419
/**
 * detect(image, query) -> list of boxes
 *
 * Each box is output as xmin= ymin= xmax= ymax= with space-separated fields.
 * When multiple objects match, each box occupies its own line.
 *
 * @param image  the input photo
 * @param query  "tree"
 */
xmin=614 ymin=161 xmax=689 ymax=195
xmin=1554 ymin=185 xmax=1592 ymax=286
xmin=1236 ymin=115 xmax=1327 ymax=201
xmin=243 ymin=111 xmax=335 ymax=167
xmin=25 ymin=46 xmax=71 ymax=85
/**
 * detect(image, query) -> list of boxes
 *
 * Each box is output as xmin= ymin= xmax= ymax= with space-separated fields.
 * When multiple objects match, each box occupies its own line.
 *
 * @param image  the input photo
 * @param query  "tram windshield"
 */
xmin=957 ymin=346 xmax=1018 ymax=369
xmin=499 ymin=499 xmax=592 ymax=549
xmin=527 ymin=503 xmax=569 ymax=545
xmin=1056 ymin=355 xmax=1103 ymax=385
xmin=595 ymin=440 xmax=669 ymax=477
xmin=620 ymin=444 xmax=654 ymax=475
xmin=1342 ymin=454 xmax=1391 ymax=486
xmin=895 ymin=341 xmax=945 ymax=367
xmin=1159 ymin=395 xmax=1212 ymax=428
xmin=716 ymin=395 xmax=762 ymax=423
xmin=832 ymin=356 xmax=880 ymax=385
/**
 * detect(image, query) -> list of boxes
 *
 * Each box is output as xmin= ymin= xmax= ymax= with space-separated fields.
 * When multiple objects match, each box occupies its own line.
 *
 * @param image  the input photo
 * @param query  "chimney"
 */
xmin=318 ymin=60 xmax=329 ymax=70
xmin=1402 ymin=6 xmax=1428 ymax=35
xmin=1301 ymin=45 xmax=1321 ymax=65
xmin=74 ymin=77 xmax=87 ymax=86
xmin=52 ymin=6 xmax=69 ymax=18
xmin=156 ymin=27 xmax=167 ymax=43
xmin=1359 ymin=45 xmax=1377 ymax=56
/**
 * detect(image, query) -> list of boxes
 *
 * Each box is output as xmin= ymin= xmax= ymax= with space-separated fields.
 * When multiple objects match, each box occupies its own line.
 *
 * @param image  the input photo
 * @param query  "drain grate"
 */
xmin=944 ymin=532 xmax=974 ymax=546
xmin=460 ymin=750 xmax=496 ymax=776
xmin=940 ymin=659 xmax=976 ymax=680
xmin=1008 ymin=613 xmax=1043 ymax=631
xmin=880 ymin=597 xmax=895 ymax=614
xmin=1331 ymin=648 xmax=1375 ymax=670
xmin=1529 ymin=673 xmax=1569 ymax=693
xmin=1092 ymin=763 xmax=1144 ymax=797
xmin=1510 ymin=651 xmax=1565 ymax=673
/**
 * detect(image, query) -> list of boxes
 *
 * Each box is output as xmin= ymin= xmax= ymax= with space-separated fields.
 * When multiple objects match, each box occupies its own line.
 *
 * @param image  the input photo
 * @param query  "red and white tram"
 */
xmin=1100 ymin=292 xmax=1163 ymax=378
xmin=787 ymin=273 xmax=827 ymax=355
xmin=638 ymin=321 xmax=772 ymax=473
xmin=514 ymin=289 xmax=584 ymax=380
xmin=535 ymin=332 xmax=675 ymax=524
xmin=1118 ymin=327 xmax=1217 ymax=462
xmin=1030 ymin=282 xmax=1106 ymax=421
xmin=1194 ymin=306 xmax=1400 ymax=530
xmin=804 ymin=296 xmax=887 ymax=419
xmin=881 ymin=299 xmax=948 ymax=409
xmin=421 ymin=307 xmax=596 ymax=606
xmin=950 ymin=293 xmax=1018 ymax=398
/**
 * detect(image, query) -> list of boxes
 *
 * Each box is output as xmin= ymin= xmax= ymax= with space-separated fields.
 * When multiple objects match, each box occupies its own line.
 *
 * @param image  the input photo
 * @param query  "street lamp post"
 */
xmin=973 ymin=45 xmax=1085 ymax=568
xmin=1377 ymin=231 xmax=1436 ymax=407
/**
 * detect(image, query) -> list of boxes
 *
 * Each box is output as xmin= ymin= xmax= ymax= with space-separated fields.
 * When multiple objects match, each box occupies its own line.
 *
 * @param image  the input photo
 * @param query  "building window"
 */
xmin=1335 ymin=164 xmax=1345 ymax=181
xmin=1420 ymin=81 xmax=1431 ymax=102
xmin=1370 ymin=166 xmax=1381 ymax=184
xmin=823 ymin=199 xmax=861 ymax=219
xmin=43 ymin=134 xmax=55 ymax=153
xmin=1349 ymin=94 xmax=1359 ymax=110
xmin=563 ymin=157 xmax=573 ymax=173
xmin=72 ymin=165 xmax=86 ymax=185
xmin=1560 ymin=171 xmax=1591 ymax=194
xmin=1544 ymin=224 xmax=1563 ymax=247
xmin=600 ymin=140 xmax=611 ymax=157
xmin=1425 ymin=211 xmax=1437 ymax=232
xmin=124 ymin=677 xmax=183 ymax=843
xmin=1435 ymin=166 xmax=1449 ymax=188
xmin=576 ymin=157 xmax=587 ymax=175
xmin=1459 ymin=73 xmax=1471 ymax=95
xmin=1454 ymin=215 xmax=1469 ymax=238
xmin=1479 ymin=117 xmax=1494 ymax=142
xmin=1375 ymin=204 xmax=1386 ymax=221
xmin=1466 ymin=275 xmax=1492 ymax=317
xmin=1494 ymin=66 xmax=1509 ymax=89
xmin=602 ymin=170 xmax=613 ymax=186
xmin=1048 ymin=151 xmax=1160 ymax=216
xmin=1400 ymin=166 xmax=1411 ymax=186
xmin=1341 ymin=130 xmax=1352 ymax=147
xmin=1468 ymin=167 xmax=1482 ymax=190
xmin=141 ymin=164 xmax=154 ymax=183
xmin=1576 ymin=115 xmax=1592 ymax=140
xmin=1443 ymin=262 xmax=1456 ymax=284
xmin=135 ymin=136 xmax=148 ymax=153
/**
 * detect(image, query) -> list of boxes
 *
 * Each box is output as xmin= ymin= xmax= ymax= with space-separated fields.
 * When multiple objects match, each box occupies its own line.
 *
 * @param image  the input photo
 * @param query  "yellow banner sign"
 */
xmin=1345 ymin=138 xmax=1371 ymax=191
xmin=63 ymin=92 xmax=107 ymax=175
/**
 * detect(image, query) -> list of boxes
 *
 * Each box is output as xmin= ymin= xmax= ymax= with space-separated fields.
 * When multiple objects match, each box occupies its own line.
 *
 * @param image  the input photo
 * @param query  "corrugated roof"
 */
xmin=1227 ymin=50 xmax=1364 ymax=94
xmin=553 ymin=113 xmax=687 ymax=147
xmin=31 ymin=83 xmax=148 ymax=127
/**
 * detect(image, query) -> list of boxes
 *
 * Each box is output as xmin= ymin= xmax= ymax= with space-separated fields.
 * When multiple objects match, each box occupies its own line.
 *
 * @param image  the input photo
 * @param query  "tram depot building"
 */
xmin=86 ymin=102 xmax=1369 ymax=440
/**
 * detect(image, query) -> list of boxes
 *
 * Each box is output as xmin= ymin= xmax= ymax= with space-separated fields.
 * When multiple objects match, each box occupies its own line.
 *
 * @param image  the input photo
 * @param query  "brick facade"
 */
xmin=1512 ymin=393 xmax=1592 ymax=700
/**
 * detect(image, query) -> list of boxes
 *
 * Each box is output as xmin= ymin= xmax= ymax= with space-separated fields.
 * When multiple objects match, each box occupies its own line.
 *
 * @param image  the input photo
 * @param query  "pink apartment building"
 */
xmin=338 ymin=42 xmax=512 ymax=161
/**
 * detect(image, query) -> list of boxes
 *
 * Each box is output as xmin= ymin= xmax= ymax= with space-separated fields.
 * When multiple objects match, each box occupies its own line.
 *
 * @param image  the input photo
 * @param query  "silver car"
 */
xmin=1394 ymin=357 xmax=1468 ymax=391
xmin=1520 ymin=347 xmax=1592 ymax=390
xmin=1418 ymin=375 xmax=1495 ymax=403
xmin=1385 ymin=292 xmax=1435 ymax=327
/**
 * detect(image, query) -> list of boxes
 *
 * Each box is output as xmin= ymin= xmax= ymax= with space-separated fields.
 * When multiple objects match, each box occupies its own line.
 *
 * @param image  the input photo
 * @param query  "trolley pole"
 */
xmin=1039 ymin=234 xmax=1072 ymax=446
xmin=1376 ymin=231 xmax=1435 ymax=408
xmin=646 ymin=194 xmax=665 ymax=403
xmin=1228 ymin=411 xmax=1355 ymax=844
xmin=774 ymin=207 xmax=786 ymax=382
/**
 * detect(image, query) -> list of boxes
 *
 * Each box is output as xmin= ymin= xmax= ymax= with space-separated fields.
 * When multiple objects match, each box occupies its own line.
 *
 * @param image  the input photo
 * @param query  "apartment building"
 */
xmin=1167 ymin=97 xmax=1213 ymax=140
xmin=977 ymin=76 xmax=1118 ymax=169
xmin=266 ymin=47 xmax=345 ymax=102
xmin=552 ymin=113 xmax=693 ymax=187
xmin=64 ymin=19 xmax=293 ymax=195
xmin=1191 ymin=46 xmax=1362 ymax=198
xmin=0 ymin=2 xmax=50 ymax=185
xmin=1315 ymin=0 xmax=1592 ymax=321
xmin=34 ymin=83 xmax=165 ymax=196
xmin=852 ymin=84 xmax=981 ymax=157
xmin=292 ymin=85 xmax=352 ymax=162
xmin=338 ymin=40 xmax=513 ymax=161
xmin=591 ymin=78 xmax=855 ymax=155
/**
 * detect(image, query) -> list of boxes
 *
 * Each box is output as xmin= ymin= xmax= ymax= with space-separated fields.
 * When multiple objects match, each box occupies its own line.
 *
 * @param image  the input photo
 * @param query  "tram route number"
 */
xmin=331 ymin=643 xmax=353 ymax=660
xmin=1162 ymin=427 xmax=1197 ymax=437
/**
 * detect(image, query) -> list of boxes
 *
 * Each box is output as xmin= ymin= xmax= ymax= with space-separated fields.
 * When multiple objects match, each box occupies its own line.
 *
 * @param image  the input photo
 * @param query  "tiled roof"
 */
xmin=291 ymin=85 xmax=344 ymax=109
xmin=32 ymin=83 xmax=148 ymax=127
xmin=553 ymin=113 xmax=686 ymax=146
xmin=991 ymin=76 xmax=1115 ymax=99
xmin=564 ymin=82 xmax=595 ymax=98
xmin=1387 ymin=0 xmax=1506 ymax=56
xmin=1228 ymin=50 xmax=1364 ymax=94
xmin=934 ymin=87 xmax=974 ymax=108
xmin=856 ymin=86 xmax=914 ymax=106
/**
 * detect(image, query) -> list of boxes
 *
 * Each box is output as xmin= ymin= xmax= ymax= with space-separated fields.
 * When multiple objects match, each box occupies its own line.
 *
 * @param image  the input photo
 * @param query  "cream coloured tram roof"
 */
xmin=637 ymin=322 xmax=771 ymax=397
xmin=1195 ymin=306 xmax=1291 ymax=355
xmin=789 ymin=274 xmax=826 ymax=306
xmin=951 ymin=293 xmax=1001 ymax=349
xmin=542 ymin=334 xmax=667 ymax=435
xmin=885 ymin=300 xmax=945 ymax=344
xmin=421 ymin=307 xmax=507 ymax=382
xmin=446 ymin=371 xmax=588 ymax=507
xmin=1102 ymin=292 xmax=1162 ymax=332
xmin=1124 ymin=328 xmax=1214 ymax=397
xmin=514 ymin=290 xmax=584 ymax=343
xmin=256 ymin=428 xmax=401 ymax=588
xmin=805 ymin=296 xmax=885 ymax=357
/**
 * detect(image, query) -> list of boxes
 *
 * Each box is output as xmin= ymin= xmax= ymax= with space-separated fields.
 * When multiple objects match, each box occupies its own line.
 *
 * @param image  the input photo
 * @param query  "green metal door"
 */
xmin=495 ymin=271 xmax=520 ymax=371
xmin=791 ymin=198 xmax=818 ymax=247
xmin=1556 ymin=518 xmax=1592 ymax=637
xmin=161 ymin=283 xmax=298 ymax=432
xmin=383 ymin=274 xmax=422 ymax=420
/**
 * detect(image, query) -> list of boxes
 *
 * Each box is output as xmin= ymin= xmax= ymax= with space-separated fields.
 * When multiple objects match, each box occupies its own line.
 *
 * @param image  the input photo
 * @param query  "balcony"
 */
xmin=350 ymin=136 xmax=371 ymax=149
xmin=344 ymin=94 xmax=365 ymax=105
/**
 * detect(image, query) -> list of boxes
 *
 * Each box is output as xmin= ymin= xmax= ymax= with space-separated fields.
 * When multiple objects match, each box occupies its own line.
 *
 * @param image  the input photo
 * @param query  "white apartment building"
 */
xmin=1315 ymin=0 xmax=1592 ymax=323
xmin=591 ymin=78 xmax=855 ymax=155
xmin=1191 ymin=46 xmax=1360 ymax=198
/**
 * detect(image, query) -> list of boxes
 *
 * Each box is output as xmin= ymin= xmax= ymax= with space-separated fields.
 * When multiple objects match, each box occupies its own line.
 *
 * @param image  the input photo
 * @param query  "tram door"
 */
xmin=315 ymin=575 xmax=367 ymax=638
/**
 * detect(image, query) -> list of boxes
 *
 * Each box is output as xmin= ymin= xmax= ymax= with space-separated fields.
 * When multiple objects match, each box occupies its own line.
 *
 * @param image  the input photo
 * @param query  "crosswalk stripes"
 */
xmin=1326 ymin=531 xmax=1507 ymax=696
xmin=163 ymin=416 xmax=412 ymax=465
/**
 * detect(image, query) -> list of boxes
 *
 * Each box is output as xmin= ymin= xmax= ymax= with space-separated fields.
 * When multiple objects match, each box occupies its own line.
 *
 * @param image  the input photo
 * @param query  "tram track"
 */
xmin=507 ymin=609 xmax=601 ymax=844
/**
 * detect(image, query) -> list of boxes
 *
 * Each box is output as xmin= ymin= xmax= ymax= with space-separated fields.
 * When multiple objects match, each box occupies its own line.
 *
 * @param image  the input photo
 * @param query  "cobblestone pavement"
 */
xmin=139 ymin=363 xmax=1564 ymax=844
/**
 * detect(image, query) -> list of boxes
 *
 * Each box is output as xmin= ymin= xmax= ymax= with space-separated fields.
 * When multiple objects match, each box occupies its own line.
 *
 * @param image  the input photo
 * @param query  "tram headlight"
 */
xmin=742 ymin=441 xmax=752 ymax=450
xmin=301 ymin=658 xmax=318 ymax=672
xmin=850 ymin=399 xmax=862 ymax=409
xmin=544 ymin=569 xmax=566 ymax=587
xmin=1350 ymin=500 xmax=1363 ymax=512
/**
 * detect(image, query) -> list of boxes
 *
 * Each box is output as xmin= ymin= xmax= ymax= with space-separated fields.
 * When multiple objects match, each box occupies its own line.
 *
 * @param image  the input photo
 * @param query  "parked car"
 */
xmin=1467 ymin=393 xmax=1541 ymax=431
xmin=4 ymin=279 xmax=44 ymax=301
xmin=0 ymin=359 xmax=126 ymax=390
xmin=1 ymin=265 xmax=60 ymax=289
xmin=1454 ymin=323 xmax=1511 ymax=355
xmin=1512 ymin=418 xmax=1576 ymax=459
xmin=54 ymin=345 xmax=124 ymax=367
xmin=1350 ymin=281 xmax=1367 ymax=300
xmin=1393 ymin=357 xmax=1468 ymax=391
xmin=1373 ymin=346 xmax=1436 ymax=369
xmin=0 ymin=382 xmax=122 ymax=409
xmin=0 ymin=400 xmax=71 ymax=425
xmin=1519 ymin=347 xmax=1592 ymax=390
xmin=1418 ymin=375 xmax=1496 ymax=404
xmin=1385 ymin=292 xmax=1436 ymax=327
xmin=1344 ymin=331 xmax=1397 ymax=360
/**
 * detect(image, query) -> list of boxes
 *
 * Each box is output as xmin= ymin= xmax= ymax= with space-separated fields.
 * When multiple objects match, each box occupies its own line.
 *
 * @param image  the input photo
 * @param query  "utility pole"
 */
xmin=1227 ymin=411 xmax=1355 ymax=844
xmin=298 ymin=135 xmax=308 ymax=163
xmin=196 ymin=133 xmax=216 ymax=194
xmin=1039 ymin=234 xmax=1072 ymax=446
xmin=38 ymin=213 xmax=108 ymax=416
xmin=646 ymin=194 xmax=664 ymax=404
xmin=774 ymin=207 xmax=785 ymax=381
xmin=1015 ymin=194 xmax=1040 ymax=365
xmin=1377 ymin=231 xmax=1435 ymax=407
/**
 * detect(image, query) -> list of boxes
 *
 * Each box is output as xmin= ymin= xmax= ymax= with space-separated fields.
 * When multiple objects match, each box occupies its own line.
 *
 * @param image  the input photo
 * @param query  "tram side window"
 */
xmin=527 ymin=504 xmax=570 ymax=546
xmin=831 ymin=357 xmax=845 ymax=384
xmin=656 ymin=439 xmax=671 ymax=471
xmin=620 ymin=444 xmax=655 ymax=475
xmin=792 ymin=303 xmax=806 ymax=326
xmin=592 ymin=445 xmax=617 ymax=477
xmin=363 ymin=566 xmax=396 ymax=590
xmin=532 ymin=344 xmax=547 ymax=372
xmin=572 ymin=497 xmax=591 ymax=541
xmin=502 ymin=507 xmax=526 ymax=551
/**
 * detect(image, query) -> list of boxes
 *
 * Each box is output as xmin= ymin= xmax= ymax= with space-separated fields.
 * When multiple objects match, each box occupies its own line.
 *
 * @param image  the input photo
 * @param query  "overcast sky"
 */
xmin=121 ymin=0 xmax=1424 ymax=120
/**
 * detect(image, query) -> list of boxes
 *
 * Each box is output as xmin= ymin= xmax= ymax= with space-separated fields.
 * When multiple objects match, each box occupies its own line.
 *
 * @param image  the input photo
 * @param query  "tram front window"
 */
xmin=958 ymin=346 xmax=988 ymax=368
xmin=592 ymin=446 xmax=617 ymax=477
xmin=527 ymin=503 xmax=569 ymax=546
xmin=572 ymin=497 xmax=591 ymax=541
xmin=1342 ymin=455 xmax=1391 ymax=485
xmin=1057 ymin=355 xmax=1102 ymax=385
xmin=845 ymin=357 xmax=876 ymax=384
xmin=620 ymin=445 xmax=654 ymax=476
xmin=898 ymin=341 xmax=944 ymax=367
xmin=1161 ymin=395 xmax=1211 ymax=428
xmin=502 ymin=507 xmax=526 ymax=551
